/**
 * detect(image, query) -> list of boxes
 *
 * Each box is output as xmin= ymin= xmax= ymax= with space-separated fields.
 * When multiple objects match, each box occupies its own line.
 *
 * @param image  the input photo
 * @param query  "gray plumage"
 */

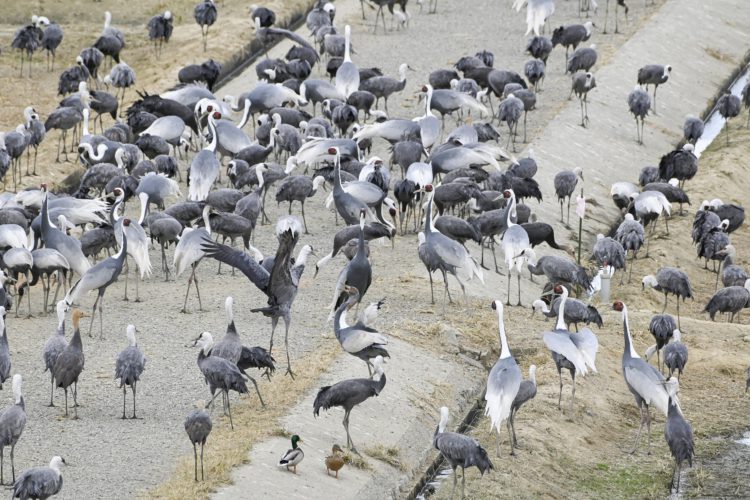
xmin=335 ymin=213 xmax=372 ymax=309
xmin=194 ymin=332 xmax=248 ymax=429
xmin=642 ymin=182 xmax=690 ymax=211
xmin=615 ymin=301 xmax=669 ymax=455
xmin=665 ymin=397 xmax=693 ymax=493
xmin=0 ymin=374 xmax=25 ymax=485
xmin=533 ymin=297 xmax=603 ymax=330
xmin=315 ymin=222 xmax=393 ymax=274
xmin=43 ymin=303 xmax=68 ymax=406
xmin=275 ymin=176 xmax=324 ymax=233
xmin=717 ymin=91 xmax=741 ymax=145
xmin=719 ymin=245 xmax=749 ymax=287
xmin=526 ymin=36 xmax=552 ymax=63
xmin=646 ymin=313 xmax=675 ymax=371
xmin=79 ymin=47 xmax=104 ymax=79
xmin=663 ymin=329 xmax=688 ymax=380
xmin=683 ymin=116 xmax=704 ymax=144
xmin=692 ymin=207 xmax=721 ymax=245
xmin=567 ymin=46 xmax=597 ymax=74
xmin=41 ymin=22 xmax=64 ymax=70
xmin=57 ymin=57 xmax=89 ymax=96
xmin=498 ymin=94 xmax=523 ymax=152
xmin=194 ymin=0 xmax=218 ymax=51
xmin=313 ymin=356 xmax=386 ymax=452
xmin=52 ymin=310 xmax=84 ymax=418
xmin=333 ymin=289 xmax=388 ymax=376
xmin=433 ymin=407 xmax=493 ymax=500
xmin=551 ymin=22 xmax=592 ymax=61
xmin=185 ymin=407 xmax=212 ymax=481
xmin=114 ymin=325 xmax=146 ymax=419
xmin=509 ymin=365 xmax=537 ymax=448
xmin=201 ymin=217 xmax=310 ymax=377
xmin=615 ymin=214 xmax=645 ymax=261
xmin=0 ymin=312 xmax=9 ymax=392
xmin=43 ymin=106 xmax=82 ymax=163
xmin=627 ymin=87 xmax=651 ymax=144
xmin=642 ymin=268 xmax=692 ymax=329
xmin=553 ymin=168 xmax=583 ymax=224
xmin=11 ymin=21 xmax=42 ymax=77
xmin=571 ymin=71 xmax=596 ymax=127
xmin=524 ymin=59 xmax=546 ymax=92
xmin=12 ymin=456 xmax=65 ymax=500
xmin=698 ymin=222 xmax=730 ymax=269
xmin=434 ymin=216 xmax=482 ymax=245
xmin=525 ymin=250 xmax=592 ymax=292
xmin=637 ymin=64 xmax=671 ymax=111
xmin=658 ymin=145 xmax=697 ymax=189
xmin=703 ymin=280 xmax=750 ymax=322
xmin=591 ymin=234 xmax=626 ymax=271
xmin=254 ymin=16 xmax=317 ymax=58
xmin=147 ymin=11 xmax=173 ymax=57
xmin=709 ymin=201 xmax=745 ymax=233
xmin=358 ymin=63 xmax=410 ymax=113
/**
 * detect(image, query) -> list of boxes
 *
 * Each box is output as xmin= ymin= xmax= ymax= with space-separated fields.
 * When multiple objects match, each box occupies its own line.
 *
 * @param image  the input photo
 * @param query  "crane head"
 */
xmin=503 ymin=189 xmax=512 ymax=198
xmin=123 ymin=218 xmax=131 ymax=227
xmin=212 ymin=111 xmax=222 ymax=120
xmin=40 ymin=183 xmax=48 ymax=191
xmin=553 ymin=284 xmax=564 ymax=294
xmin=424 ymin=184 xmax=433 ymax=193
xmin=612 ymin=300 xmax=624 ymax=312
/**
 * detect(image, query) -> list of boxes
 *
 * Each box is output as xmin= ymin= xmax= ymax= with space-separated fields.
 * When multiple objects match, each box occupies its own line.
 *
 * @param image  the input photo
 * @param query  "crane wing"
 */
xmin=543 ymin=331 xmax=588 ymax=376
xmin=624 ymin=361 xmax=668 ymax=415
xmin=340 ymin=328 xmax=388 ymax=354
xmin=484 ymin=358 xmax=521 ymax=430
xmin=200 ymin=237 xmax=270 ymax=292
xmin=266 ymin=28 xmax=319 ymax=58
xmin=569 ymin=327 xmax=599 ymax=373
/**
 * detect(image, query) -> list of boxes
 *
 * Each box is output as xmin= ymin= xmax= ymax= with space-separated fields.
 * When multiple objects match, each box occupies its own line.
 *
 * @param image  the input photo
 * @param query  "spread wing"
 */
xmin=543 ymin=331 xmax=588 ymax=376
xmin=201 ymin=237 xmax=270 ymax=293
xmin=569 ymin=327 xmax=599 ymax=373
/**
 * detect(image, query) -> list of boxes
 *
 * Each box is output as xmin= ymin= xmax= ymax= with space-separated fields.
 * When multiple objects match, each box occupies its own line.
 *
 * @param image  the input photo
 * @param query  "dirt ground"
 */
xmin=0 ymin=0 xmax=747 ymax=499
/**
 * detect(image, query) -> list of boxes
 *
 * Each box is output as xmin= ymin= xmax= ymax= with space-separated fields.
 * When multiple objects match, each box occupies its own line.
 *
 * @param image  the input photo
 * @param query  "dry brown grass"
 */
xmin=364 ymin=445 xmax=406 ymax=472
xmin=429 ymin=122 xmax=750 ymax=499
xmin=144 ymin=342 xmax=339 ymax=500
xmin=0 ymin=0 xmax=312 ymax=189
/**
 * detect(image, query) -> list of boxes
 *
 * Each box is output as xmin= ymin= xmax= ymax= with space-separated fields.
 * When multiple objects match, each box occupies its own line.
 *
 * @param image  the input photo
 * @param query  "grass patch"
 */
xmin=364 ymin=445 xmax=406 ymax=472
xmin=575 ymin=464 xmax=670 ymax=499
xmin=344 ymin=453 xmax=371 ymax=471
xmin=144 ymin=342 xmax=339 ymax=499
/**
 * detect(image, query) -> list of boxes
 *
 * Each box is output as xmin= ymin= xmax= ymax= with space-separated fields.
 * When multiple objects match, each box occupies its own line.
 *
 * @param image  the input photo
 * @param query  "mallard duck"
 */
xmin=279 ymin=434 xmax=304 ymax=473
xmin=325 ymin=444 xmax=345 ymax=478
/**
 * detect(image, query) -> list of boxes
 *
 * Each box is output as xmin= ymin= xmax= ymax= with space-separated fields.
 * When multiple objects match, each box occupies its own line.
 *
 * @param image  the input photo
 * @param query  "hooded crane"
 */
xmin=359 ymin=63 xmax=411 ymax=114
xmin=642 ymin=267 xmax=692 ymax=329
xmin=613 ymin=300 xmax=670 ymax=453
xmin=334 ymin=287 xmax=388 ymax=376
xmin=63 ymin=220 xmax=129 ymax=338
xmin=485 ymin=300 xmax=521 ymax=456
xmin=174 ymin=205 xmax=213 ymax=312
xmin=52 ymin=309 xmax=85 ymax=418
xmin=193 ymin=332 xmax=248 ymax=430
xmin=274 ymin=175 xmax=325 ymax=234
xmin=554 ymin=167 xmax=583 ymax=225
xmin=201 ymin=217 xmax=313 ymax=377
xmin=637 ymin=64 xmax=671 ymax=113
xmin=542 ymin=286 xmax=598 ymax=412
xmin=253 ymin=16 xmax=318 ymax=58
xmin=521 ymin=248 xmax=592 ymax=292
xmin=185 ymin=402 xmax=212 ymax=482
xmin=42 ymin=301 xmax=68 ymax=407
xmin=717 ymin=91 xmax=741 ymax=146
xmin=501 ymin=189 xmax=531 ymax=306
xmin=645 ymin=313 xmax=676 ymax=373
xmin=194 ymin=0 xmax=218 ymax=51
xmin=418 ymin=185 xmax=484 ymax=304
xmin=333 ymin=210 xmax=372 ymax=312
xmin=615 ymin=213 xmax=644 ymax=282
xmin=313 ymin=355 xmax=386 ymax=453
xmin=648 ymin=328 xmax=688 ymax=381
xmin=509 ymin=365 xmax=537 ymax=449
xmin=531 ymin=296 xmax=603 ymax=331
xmin=702 ymin=278 xmax=750 ymax=323
xmin=12 ymin=456 xmax=66 ymax=500
xmin=571 ymin=71 xmax=596 ymax=127
xmin=114 ymin=325 xmax=146 ymax=419
xmin=433 ymin=406 xmax=494 ymax=500
xmin=627 ymin=86 xmax=651 ymax=145
xmin=665 ymin=385 xmax=693 ymax=494
xmin=147 ymin=11 xmax=173 ymax=57
xmin=207 ymin=297 xmax=265 ymax=406
xmin=0 ymin=374 xmax=26 ymax=485
xmin=112 ymin=190 xmax=152 ymax=302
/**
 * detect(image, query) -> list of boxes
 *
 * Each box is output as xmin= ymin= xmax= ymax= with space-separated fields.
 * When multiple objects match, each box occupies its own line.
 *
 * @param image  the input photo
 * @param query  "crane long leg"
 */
xmin=426 ymin=268 xmax=435 ymax=304
xmin=676 ymin=298 xmax=681 ymax=330
xmin=132 ymin=383 xmax=137 ymax=419
xmin=517 ymin=272 xmax=523 ymax=306
xmin=200 ymin=442 xmax=205 ymax=481
xmin=63 ymin=388 xmax=69 ymax=417
xmin=88 ymin=294 xmax=101 ymax=337
xmin=343 ymin=409 xmax=358 ymax=453
xmin=301 ymin=201 xmax=309 ymax=234
xmin=506 ymin=270 xmax=512 ymax=306
xmin=48 ymin=372 xmax=55 ymax=407
xmin=662 ymin=292 xmax=668 ymax=313
xmin=645 ymin=405 xmax=652 ymax=453
xmin=226 ymin=390 xmax=234 ymax=430
xmin=558 ymin=370 xmax=563 ymax=410
xmin=98 ymin=294 xmax=105 ymax=339
xmin=10 ymin=443 xmax=14 ymax=483
xmin=652 ymin=86 xmax=658 ymax=114
xmin=629 ymin=403 xmax=645 ymax=453
xmin=269 ymin=317 xmax=278 ymax=353
xmin=246 ymin=374 xmax=266 ymax=406
xmin=570 ymin=372 xmax=577 ymax=413
xmin=284 ymin=315 xmax=295 ymax=379
xmin=193 ymin=443 xmax=198 ymax=481
xmin=450 ymin=466 xmax=457 ymax=499
xmin=1 ymin=443 xmax=4 ymax=484
xmin=72 ymin=381 xmax=79 ymax=419
xmin=121 ymin=386 xmax=127 ymax=419
xmin=507 ymin=419 xmax=515 ymax=456
xmin=439 ymin=268 xmax=453 ymax=304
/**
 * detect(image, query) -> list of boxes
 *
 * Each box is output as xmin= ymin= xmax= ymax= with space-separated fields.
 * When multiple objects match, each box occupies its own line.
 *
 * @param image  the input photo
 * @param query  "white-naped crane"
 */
xmin=174 ymin=205 xmax=212 ymax=313
xmin=542 ymin=285 xmax=598 ymax=412
xmin=64 ymin=220 xmax=129 ymax=338
xmin=613 ymin=300 xmax=671 ymax=454
xmin=501 ymin=189 xmax=531 ymax=306
xmin=201 ymin=216 xmax=313 ymax=378
xmin=333 ymin=286 xmax=388 ymax=376
xmin=485 ymin=300 xmax=521 ymax=456
xmin=417 ymin=184 xmax=484 ymax=305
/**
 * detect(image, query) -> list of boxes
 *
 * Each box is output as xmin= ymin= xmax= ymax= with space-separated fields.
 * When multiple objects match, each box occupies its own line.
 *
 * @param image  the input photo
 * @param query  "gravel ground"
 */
xmin=4 ymin=0 xmax=731 ymax=498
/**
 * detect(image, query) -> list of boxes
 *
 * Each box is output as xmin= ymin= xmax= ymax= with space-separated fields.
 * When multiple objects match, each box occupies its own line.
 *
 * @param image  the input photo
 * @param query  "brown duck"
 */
xmin=325 ymin=444 xmax=345 ymax=478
